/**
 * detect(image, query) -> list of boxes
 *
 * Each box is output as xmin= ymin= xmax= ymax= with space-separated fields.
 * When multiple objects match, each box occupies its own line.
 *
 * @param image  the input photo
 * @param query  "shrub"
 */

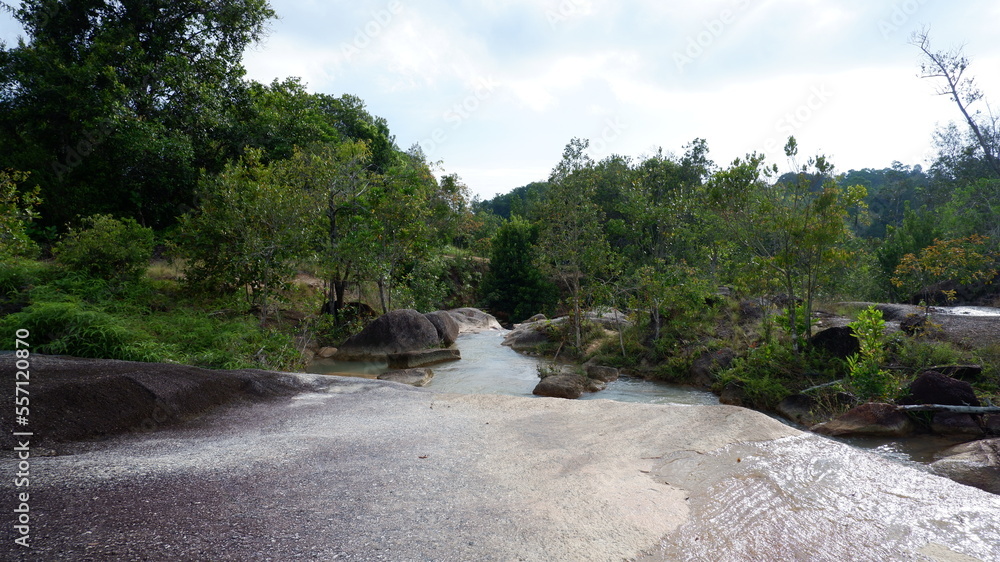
xmin=845 ymin=306 xmax=897 ymax=400
xmin=53 ymin=214 xmax=155 ymax=283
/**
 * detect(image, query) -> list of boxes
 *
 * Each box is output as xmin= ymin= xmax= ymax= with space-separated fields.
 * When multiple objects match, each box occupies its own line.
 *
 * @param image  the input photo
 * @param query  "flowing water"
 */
xmin=307 ymin=329 xmax=974 ymax=467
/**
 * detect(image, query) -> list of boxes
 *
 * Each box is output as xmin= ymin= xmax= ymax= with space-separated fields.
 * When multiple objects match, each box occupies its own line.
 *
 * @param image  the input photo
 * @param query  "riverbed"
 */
xmin=307 ymin=330 xmax=977 ymax=469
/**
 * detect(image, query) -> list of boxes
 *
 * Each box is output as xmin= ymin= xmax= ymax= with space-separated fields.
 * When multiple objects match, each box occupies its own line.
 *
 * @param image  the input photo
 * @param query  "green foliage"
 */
xmin=845 ymin=306 xmax=896 ymax=401
xmin=891 ymin=235 xmax=998 ymax=304
xmin=718 ymin=341 xmax=798 ymax=409
xmin=0 ymin=170 xmax=41 ymax=259
xmin=481 ymin=216 xmax=559 ymax=323
xmin=53 ymin=214 xmax=155 ymax=283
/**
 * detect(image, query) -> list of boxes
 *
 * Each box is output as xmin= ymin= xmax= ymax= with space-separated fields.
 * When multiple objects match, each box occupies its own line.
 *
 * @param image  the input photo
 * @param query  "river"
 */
xmin=307 ymin=328 xmax=976 ymax=468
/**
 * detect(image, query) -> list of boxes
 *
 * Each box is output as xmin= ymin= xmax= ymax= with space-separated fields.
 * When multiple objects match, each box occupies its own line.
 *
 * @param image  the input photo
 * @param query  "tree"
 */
xmin=891 ymin=235 xmax=998 ymax=307
xmin=0 ymin=0 xmax=276 ymax=228
xmin=0 ymin=169 xmax=40 ymax=259
xmin=912 ymin=30 xmax=1000 ymax=178
xmin=480 ymin=216 xmax=558 ymax=323
xmin=537 ymin=138 xmax=610 ymax=351
xmin=178 ymin=149 xmax=312 ymax=325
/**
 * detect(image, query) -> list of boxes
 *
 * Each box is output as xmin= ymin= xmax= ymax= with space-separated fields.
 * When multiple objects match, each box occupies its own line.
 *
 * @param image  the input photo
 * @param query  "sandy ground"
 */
xmin=3 ymin=364 xmax=1000 ymax=561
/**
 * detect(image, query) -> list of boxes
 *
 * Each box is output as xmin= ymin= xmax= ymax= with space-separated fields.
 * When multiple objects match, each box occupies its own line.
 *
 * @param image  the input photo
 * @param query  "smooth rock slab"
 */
xmin=811 ymin=402 xmax=916 ymax=437
xmin=931 ymin=438 xmax=1000 ymax=495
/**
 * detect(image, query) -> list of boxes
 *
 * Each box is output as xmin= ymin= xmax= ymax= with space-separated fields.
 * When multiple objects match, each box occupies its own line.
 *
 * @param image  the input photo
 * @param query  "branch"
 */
xmin=896 ymin=404 xmax=1000 ymax=415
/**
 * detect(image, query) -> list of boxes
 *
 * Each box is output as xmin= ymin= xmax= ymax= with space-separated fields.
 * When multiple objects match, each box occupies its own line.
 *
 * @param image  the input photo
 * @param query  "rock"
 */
xmin=424 ymin=310 xmax=460 ymax=346
xmin=809 ymin=326 xmax=860 ymax=359
xmin=585 ymin=364 xmax=620 ymax=383
xmin=931 ymin=438 xmax=1000 ymax=495
xmin=690 ymin=348 xmax=737 ymax=388
xmin=586 ymin=379 xmax=608 ymax=393
xmin=533 ymin=374 xmax=586 ymax=399
xmin=378 ymin=368 xmax=434 ymax=387
xmin=776 ymin=394 xmax=819 ymax=426
xmin=387 ymin=349 xmax=461 ymax=369
xmin=738 ymin=299 xmax=765 ymax=322
xmin=899 ymin=371 xmax=981 ymax=407
xmin=928 ymin=365 xmax=984 ymax=382
xmin=448 ymin=307 xmax=503 ymax=334
xmin=931 ymin=412 xmax=986 ymax=437
xmin=502 ymin=321 xmax=551 ymax=351
xmin=527 ymin=314 xmax=547 ymax=322
xmin=719 ymin=381 xmax=748 ymax=407
xmin=900 ymin=313 xmax=928 ymax=336
xmin=317 ymin=347 xmax=339 ymax=359
xmin=810 ymin=403 xmax=916 ymax=437
xmin=335 ymin=309 xmax=440 ymax=360
xmin=582 ymin=309 xmax=631 ymax=330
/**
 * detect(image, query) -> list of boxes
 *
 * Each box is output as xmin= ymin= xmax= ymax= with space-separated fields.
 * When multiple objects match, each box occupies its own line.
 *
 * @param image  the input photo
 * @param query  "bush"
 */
xmin=0 ymin=301 xmax=157 ymax=361
xmin=53 ymin=214 xmax=155 ymax=282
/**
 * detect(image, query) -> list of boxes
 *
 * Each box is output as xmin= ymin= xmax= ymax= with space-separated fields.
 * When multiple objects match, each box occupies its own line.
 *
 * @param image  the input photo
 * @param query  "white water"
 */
xmin=932 ymin=305 xmax=1000 ymax=317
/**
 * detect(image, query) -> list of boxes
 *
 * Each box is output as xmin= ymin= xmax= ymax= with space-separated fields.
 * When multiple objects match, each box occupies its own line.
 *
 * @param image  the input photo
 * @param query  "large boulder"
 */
xmin=809 ymin=326 xmax=860 ymax=359
xmin=931 ymin=438 xmax=1000 ymax=495
xmin=533 ymin=373 xmax=586 ymax=399
xmin=776 ymin=394 xmax=820 ymax=427
xmin=335 ymin=309 xmax=441 ymax=360
xmin=585 ymin=364 xmax=620 ymax=383
xmin=502 ymin=318 xmax=553 ymax=351
xmin=931 ymin=412 xmax=986 ymax=437
xmin=424 ymin=310 xmax=460 ymax=346
xmin=448 ymin=308 xmax=503 ymax=334
xmin=810 ymin=403 xmax=916 ymax=437
xmin=898 ymin=371 xmax=981 ymax=407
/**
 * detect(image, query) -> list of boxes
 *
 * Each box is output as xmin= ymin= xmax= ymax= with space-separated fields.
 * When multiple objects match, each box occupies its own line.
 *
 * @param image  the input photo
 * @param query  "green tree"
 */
xmin=53 ymin=214 xmax=154 ymax=283
xmin=480 ymin=216 xmax=559 ymax=323
xmin=537 ymin=138 xmax=611 ymax=350
xmin=178 ymin=149 xmax=312 ymax=324
xmin=0 ymin=0 xmax=276 ymax=228
xmin=891 ymin=235 xmax=998 ymax=307
xmin=0 ymin=169 xmax=40 ymax=259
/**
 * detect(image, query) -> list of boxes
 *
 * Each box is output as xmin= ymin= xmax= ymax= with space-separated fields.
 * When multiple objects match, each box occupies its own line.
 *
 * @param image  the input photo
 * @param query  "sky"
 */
xmin=4 ymin=1 xmax=1000 ymax=201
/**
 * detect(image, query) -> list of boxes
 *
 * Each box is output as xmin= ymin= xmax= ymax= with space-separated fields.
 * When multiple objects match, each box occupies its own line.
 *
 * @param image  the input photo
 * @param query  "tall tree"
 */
xmin=537 ymin=138 xmax=610 ymax=351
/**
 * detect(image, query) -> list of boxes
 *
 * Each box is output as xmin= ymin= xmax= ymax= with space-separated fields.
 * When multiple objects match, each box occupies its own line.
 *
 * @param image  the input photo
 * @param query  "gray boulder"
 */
xmin=690 ymin=348 xmax=737 ymax=388
xmin=425 ymin=310 xmax=460 ymax=346
xmin=387 ymin=349 xmax=461 ymax=369
xmin=335 ymin=309 xmax=441 ymax=360
xmin=502 ymin=319 xmax=552 ymax=351
xmin=533 ymin=374 xmax=586 ymax=399
xmin=585 ymin=364 xmax=620 ymax=383
xmin=931 ymin=438 xmax=1000 ymax=495
xmin=449 ymin=308 xmax=503 ymax=334
xmin=899 ymin=371 xmax=981 ymax=407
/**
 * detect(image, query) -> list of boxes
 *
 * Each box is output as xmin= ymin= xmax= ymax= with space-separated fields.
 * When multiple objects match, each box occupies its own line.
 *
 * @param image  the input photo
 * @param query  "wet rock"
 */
xmin=931 ymin=438 xmax=1000 ymax=495
xmin=585 ymin=364 xmax=620 ymax=383
xmin=424 ymin=311 xmax=460 ymax=346
xmin=776 ymin=394 xmax=819 ymax=426
xmin=899 ymin=371 xmax=981 ymax=407
xmin=335 ymin=309 xmax=440 ymax=360
xmin=690 ymin=348 xmax=737 ymax=388
xmin=387 ymin=349 xmax=461 ymax=369
xmin=810 ymin=403 xmax=916 ymax=437
xmin=809 ymin=326 xmax=860 ymax=359
xmin=931 ymin=412 xmax=986 ymax=437
xmin=378 ymin=368 xmax=434 ymax=387
xmin=533 ymin=374 xmax=586 ymax=399
xmin=719 ymin=381 xmax=748 ymax=407
xmin=316 ymin=347 xmax=339 ymax=359
xmin=502 ymin=320 xmax=551 ymax=351
xmin=448 ymin=307 xmax=503 ymax=334
xmin=586 ymin=379 xmax=608 ymax=393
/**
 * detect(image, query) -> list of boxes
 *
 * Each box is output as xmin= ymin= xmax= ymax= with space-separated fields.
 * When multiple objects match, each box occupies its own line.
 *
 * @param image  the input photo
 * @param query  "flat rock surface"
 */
xmin=2 ymin=360 xmax=1000 ymax=560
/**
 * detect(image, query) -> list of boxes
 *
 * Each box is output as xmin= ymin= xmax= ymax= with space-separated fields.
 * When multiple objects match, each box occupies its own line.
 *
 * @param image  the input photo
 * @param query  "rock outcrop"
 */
xmin=810 ymin=402 xmax=916 ymax=437
xmin=931 ymin=438 xmax=1000 ymax=495
xmin=808 ymin=326 xmax=860 ymax=359
xmin=387 ymin=349 xmax=461 ymax=369
xmin=334 ymin=309 xmax=441 ymax=360
xmin=448 ymin=307 xmax=503 ymax=334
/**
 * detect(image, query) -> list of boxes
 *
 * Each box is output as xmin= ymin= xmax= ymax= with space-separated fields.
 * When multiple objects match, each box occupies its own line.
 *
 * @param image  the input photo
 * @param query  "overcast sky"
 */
xmin=5 ymin=1 xmax=1000 ymax=200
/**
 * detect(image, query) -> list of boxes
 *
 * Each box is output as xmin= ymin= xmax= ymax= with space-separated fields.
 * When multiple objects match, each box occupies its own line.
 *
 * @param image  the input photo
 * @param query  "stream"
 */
xmin=307 ymin=328 xmax=978 ymax=469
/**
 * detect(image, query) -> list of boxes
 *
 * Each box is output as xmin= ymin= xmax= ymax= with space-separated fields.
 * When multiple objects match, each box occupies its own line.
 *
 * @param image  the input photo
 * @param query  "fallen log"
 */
xmin=896 ymin=404 xmax=1000 ymax=415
